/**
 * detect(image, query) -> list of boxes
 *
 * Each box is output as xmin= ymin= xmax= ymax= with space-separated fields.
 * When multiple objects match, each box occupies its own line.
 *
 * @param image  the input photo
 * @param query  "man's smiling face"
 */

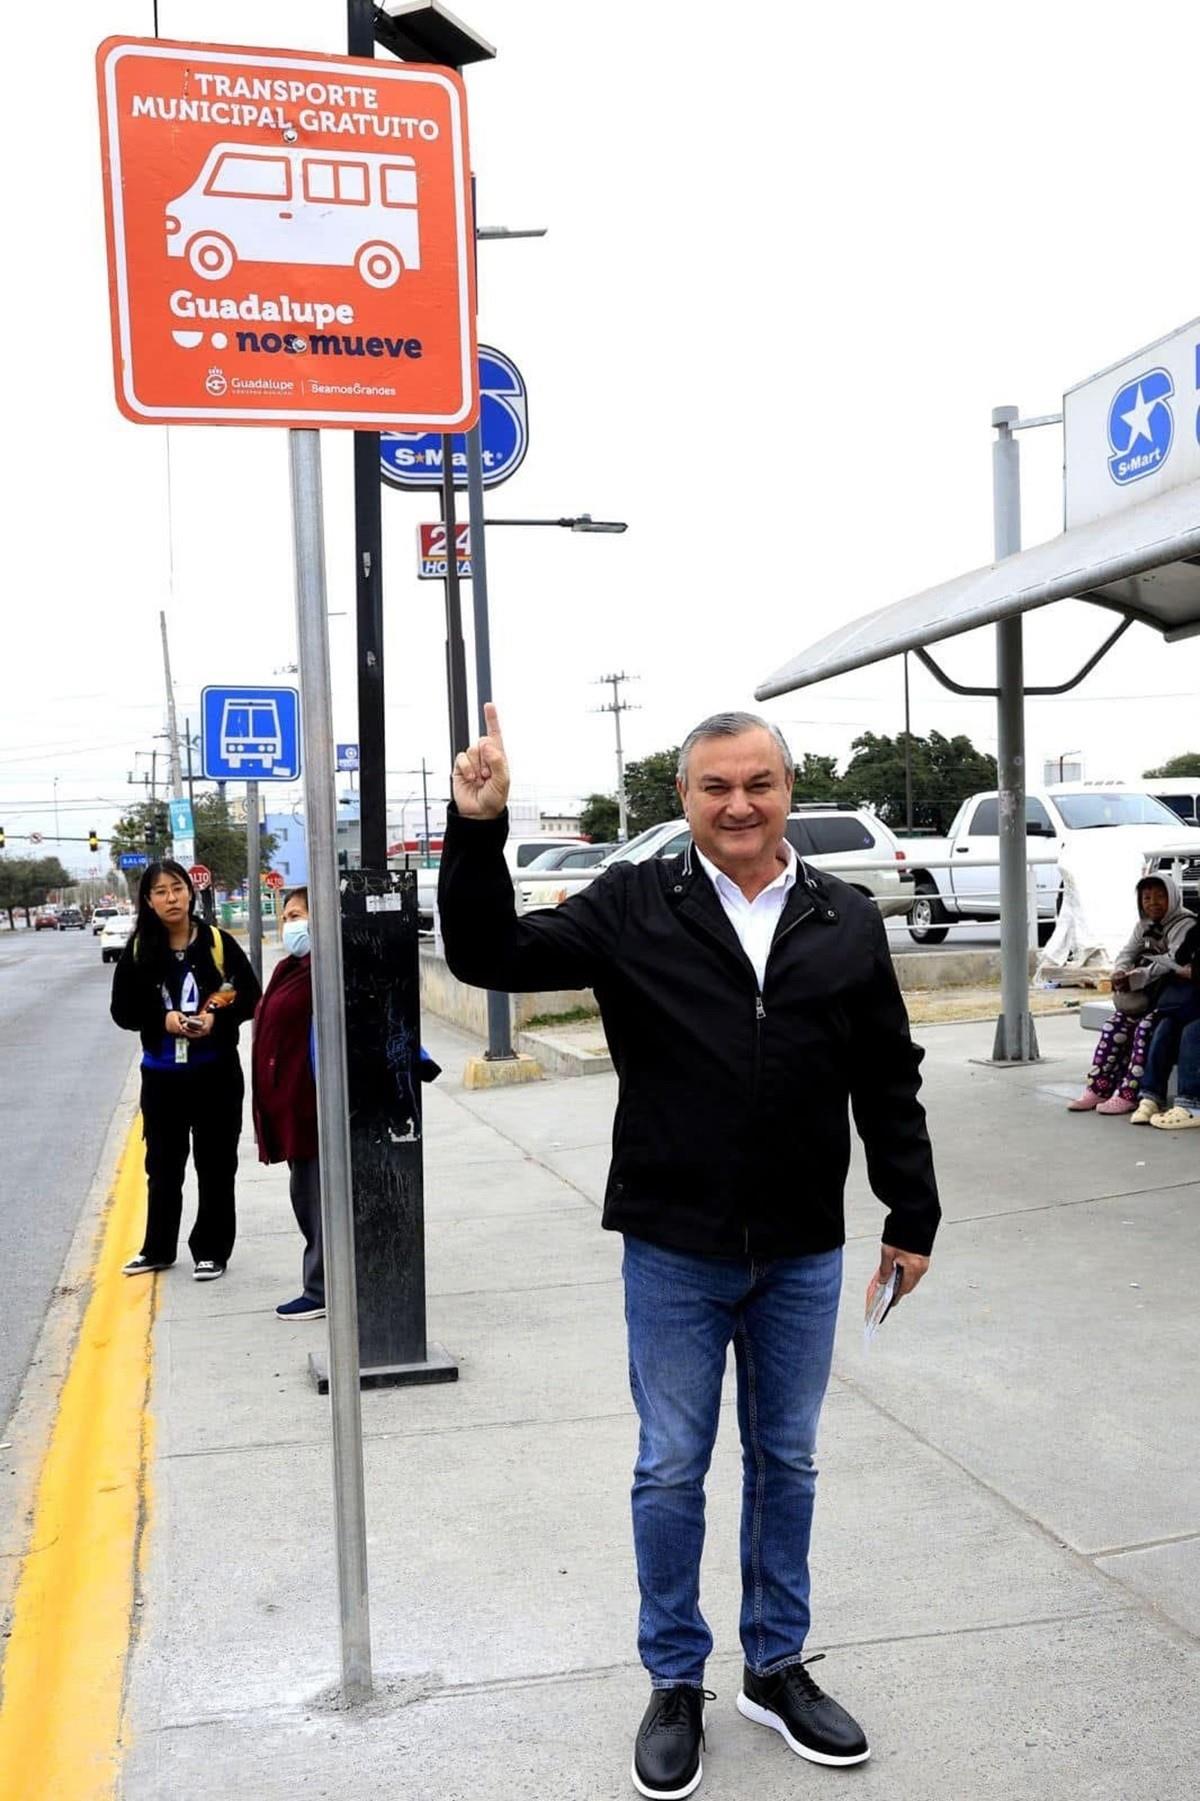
xmin=678 ymin=728 xmax=791 ymax=880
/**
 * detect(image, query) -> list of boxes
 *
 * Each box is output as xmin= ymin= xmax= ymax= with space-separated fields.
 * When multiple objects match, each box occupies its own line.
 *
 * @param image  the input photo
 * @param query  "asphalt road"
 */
xmin=0 ymin=925 xmax=138 ymax=1440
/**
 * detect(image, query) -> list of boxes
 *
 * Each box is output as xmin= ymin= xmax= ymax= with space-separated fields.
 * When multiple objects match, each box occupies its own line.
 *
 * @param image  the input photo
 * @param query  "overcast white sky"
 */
xmin=5 ymin=1 xmax=1200 ymax=873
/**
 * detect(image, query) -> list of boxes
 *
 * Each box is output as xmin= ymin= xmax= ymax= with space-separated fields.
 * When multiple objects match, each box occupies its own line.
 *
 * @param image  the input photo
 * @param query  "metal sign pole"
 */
xmin=464 ymin=424 xmax=515 ymax=1060
xmin=245 ymin=780 xmax=262 ymax=984
xmin=289 ymin=428 xmax=373 ymax=1702
xmin=440 ymin=446 xmax=471 ymax=759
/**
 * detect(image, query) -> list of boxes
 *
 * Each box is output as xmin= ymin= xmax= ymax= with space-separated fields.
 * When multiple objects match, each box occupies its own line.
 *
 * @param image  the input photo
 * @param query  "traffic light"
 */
xmin=88 ymin=830 xmax=99 ymax=852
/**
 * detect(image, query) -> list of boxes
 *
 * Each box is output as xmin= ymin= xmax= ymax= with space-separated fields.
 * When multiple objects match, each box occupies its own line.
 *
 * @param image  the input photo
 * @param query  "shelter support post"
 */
xmin=991 ymin=407 xmax=1039 ymax=1063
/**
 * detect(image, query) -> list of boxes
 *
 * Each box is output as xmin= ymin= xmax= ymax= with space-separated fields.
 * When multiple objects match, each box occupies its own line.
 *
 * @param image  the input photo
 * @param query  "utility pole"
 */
xmin=184 ymin=717 xmax=196 ymax=815
xmin=160 ymin=610 xmax=184 ymax=800
xmin=594 ymin=673 xmax=639 ymax=840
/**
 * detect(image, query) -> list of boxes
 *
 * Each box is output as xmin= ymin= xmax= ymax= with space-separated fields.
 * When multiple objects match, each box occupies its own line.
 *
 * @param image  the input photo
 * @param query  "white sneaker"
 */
xmin=193 ymin=1260 xmax=226 ymax=1281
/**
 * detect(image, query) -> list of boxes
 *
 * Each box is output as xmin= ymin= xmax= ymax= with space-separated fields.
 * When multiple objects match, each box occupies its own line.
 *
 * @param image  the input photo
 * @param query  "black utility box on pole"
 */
xmin=309 ymin=870 xmax=456 ymax=1392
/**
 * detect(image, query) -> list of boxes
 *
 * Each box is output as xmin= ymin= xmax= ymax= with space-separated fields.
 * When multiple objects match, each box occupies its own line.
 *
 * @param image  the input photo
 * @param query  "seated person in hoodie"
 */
xmin=1069 ymin=874 xmax=1194 ymax=1116
xmin=1140 ymin=910 xmax=1200 ymax=1129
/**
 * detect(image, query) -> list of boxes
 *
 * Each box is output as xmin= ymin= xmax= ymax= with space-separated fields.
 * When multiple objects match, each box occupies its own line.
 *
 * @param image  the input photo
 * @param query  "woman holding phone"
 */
xmin=111 ymin=859 xmax=260 ymax=1280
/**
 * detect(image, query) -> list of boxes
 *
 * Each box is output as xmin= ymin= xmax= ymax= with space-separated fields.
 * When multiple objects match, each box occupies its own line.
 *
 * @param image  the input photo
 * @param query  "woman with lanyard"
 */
xmin=111 ymin=860 xmax=261 ymax=1281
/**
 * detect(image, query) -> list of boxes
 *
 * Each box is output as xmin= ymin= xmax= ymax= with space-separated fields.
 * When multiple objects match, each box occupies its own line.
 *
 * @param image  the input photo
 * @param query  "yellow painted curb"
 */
xmin=0 ymin=1117 xmax=154 ymax=1801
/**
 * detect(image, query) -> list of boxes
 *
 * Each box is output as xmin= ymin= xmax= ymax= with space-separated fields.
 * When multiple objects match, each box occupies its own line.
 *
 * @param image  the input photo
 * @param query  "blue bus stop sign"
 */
xmin=201 ymin=686 xmax=301 ymax=781
xmin=380 ymin=346 xmax=528 ymax=491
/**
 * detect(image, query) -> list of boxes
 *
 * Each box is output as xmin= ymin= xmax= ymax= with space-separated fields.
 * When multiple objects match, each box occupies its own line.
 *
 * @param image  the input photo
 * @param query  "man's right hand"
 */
xmin=452 ymin=701 xmax=510 ymax=819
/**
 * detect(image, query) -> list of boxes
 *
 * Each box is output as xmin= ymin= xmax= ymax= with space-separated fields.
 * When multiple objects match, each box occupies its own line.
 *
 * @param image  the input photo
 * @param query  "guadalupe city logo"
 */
xmin=1106 ymin=366 xmax=1174 ymax=486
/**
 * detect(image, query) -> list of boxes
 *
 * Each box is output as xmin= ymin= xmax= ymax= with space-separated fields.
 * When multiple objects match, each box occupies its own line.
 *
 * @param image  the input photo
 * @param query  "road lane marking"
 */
xmin=0 ymin=1116 xmax=153 ymax=1800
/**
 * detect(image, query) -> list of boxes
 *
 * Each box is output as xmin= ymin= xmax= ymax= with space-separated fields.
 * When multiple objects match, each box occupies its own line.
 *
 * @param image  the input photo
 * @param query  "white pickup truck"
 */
xmin=901 ymin=785 xmax=1199 ymax=944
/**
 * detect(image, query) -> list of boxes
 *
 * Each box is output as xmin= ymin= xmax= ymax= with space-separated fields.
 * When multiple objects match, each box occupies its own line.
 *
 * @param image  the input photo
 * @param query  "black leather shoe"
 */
xmin=737 ymin=1655 xmax=869 ymax=1766
xmin=632 ymin=1684 xmax=709 ymax=1798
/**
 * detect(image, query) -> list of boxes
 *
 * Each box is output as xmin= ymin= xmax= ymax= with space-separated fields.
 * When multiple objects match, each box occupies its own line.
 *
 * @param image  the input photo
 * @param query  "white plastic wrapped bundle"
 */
xmin=1036 ymin=834 xmax=1150 ymax=982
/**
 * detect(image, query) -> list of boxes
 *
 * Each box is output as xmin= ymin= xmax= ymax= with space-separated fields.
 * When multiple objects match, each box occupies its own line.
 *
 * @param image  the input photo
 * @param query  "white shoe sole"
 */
xmin=630 ymin=1753 xmax=703 ymax=1799
xmin=736 ymin=1693 xmax=870 ymax=1766
xmin=193 ymin=1268 xmax=226 ymax=1282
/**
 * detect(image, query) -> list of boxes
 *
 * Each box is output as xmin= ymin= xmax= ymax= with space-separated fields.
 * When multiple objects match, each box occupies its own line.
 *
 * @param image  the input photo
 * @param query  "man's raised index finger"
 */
xmin=483 ymin=701 xmax=504 ymax=746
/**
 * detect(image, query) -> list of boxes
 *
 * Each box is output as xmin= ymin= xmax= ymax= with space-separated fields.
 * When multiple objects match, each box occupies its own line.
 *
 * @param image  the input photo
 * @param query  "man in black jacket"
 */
xmin=439 ymin=706 xmax=940 ymax=1799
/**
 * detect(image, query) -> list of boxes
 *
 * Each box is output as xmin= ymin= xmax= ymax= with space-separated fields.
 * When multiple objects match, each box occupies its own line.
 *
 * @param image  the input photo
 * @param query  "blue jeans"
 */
xmin=622 ymin=1235 xmax=843 ymax=1687
xmin=1143 ymin=999 xmax=1200 ymax=1105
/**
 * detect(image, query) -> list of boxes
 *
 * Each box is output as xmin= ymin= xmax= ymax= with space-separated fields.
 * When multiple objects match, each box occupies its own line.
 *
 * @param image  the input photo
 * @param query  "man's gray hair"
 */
xmin=676 ymin=712 xmax=794 ymax=788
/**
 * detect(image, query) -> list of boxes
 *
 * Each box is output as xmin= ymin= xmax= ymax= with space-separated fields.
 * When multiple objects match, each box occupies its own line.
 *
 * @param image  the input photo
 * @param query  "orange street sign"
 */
xmin=96 ymin=37 xmax=479 ymax=431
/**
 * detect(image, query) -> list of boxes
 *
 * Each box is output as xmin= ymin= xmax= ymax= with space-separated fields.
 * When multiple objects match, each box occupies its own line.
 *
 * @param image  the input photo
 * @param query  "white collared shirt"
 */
xmin=694 ymin=840 xmax=798 ymax=991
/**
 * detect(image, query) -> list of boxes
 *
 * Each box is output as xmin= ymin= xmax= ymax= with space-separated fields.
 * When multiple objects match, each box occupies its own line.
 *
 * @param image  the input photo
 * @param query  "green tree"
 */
xmin=580 ymin=792 xmax=621 ymax=842
xmin=109 ymin=800 xmax=170 ymax=869
xmin=792 ymin=752 xmax=843 ymax=805
xmin=841 ymin=730 xmax=995 ymax=833
xmin=923 ymin=731 xmax=997 ymax=831
xmin=0 ymin=855 xmax=72 ymax=926
xmin=108 ymin=795 xmax=277 ymax=891
xmin=194 ymin=793 xmax=278 ymax=892
xmin=625 ymin=748 xmax=684 ymax=836
xmin=1144 ymin=752 xmax=1200 ymax=778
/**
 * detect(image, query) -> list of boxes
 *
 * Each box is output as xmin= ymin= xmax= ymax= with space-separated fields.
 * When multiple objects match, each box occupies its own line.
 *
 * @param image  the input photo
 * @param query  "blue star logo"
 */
xmin=1107 ymin=366 xmax=1174 ymax=487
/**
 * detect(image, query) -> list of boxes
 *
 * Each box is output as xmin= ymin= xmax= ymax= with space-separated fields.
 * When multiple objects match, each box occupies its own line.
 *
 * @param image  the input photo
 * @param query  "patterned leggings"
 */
xmin=1085 ymin=1010 xmax=1158 ymax=1101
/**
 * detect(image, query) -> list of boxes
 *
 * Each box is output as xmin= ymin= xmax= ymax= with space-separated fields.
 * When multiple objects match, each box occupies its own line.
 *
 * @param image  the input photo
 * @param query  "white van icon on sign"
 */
xmin=219 ymin=697 xmax=286 ymax=773
xmin=165 ymin=143 xmax=421 ymax=289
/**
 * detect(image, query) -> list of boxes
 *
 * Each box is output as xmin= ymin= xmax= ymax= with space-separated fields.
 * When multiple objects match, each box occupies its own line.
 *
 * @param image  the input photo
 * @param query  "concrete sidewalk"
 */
xmin=119 ymin=1013 xmax=1200 ymax=1799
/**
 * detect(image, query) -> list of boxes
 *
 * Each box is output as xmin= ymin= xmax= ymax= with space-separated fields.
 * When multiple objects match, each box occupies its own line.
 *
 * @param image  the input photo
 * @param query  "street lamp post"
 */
xmin=484 ymin=515 xmax=628 ymax=533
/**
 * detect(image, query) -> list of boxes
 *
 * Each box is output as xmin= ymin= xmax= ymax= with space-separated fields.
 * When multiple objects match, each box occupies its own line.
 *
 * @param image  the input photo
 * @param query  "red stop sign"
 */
xmin=189 ymin=864 xmax=212 ymax=890
xmin=264 ymin=870 xmax=285 ymax=890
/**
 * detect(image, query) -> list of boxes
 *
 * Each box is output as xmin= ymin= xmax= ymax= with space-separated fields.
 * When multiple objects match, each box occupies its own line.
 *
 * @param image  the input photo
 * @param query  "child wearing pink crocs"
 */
xmin=1068 ymin=874 xmax=1194 ymax=1116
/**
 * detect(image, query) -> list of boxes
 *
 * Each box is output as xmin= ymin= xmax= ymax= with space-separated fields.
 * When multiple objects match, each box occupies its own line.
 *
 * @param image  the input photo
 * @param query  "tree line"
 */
xmin=109 ymin=796 xmax=278 ymax=892
xmin=0 ymin=855 xmax=73 ymax=928
xmin=580 ymin=730 xmax=999 ymax=841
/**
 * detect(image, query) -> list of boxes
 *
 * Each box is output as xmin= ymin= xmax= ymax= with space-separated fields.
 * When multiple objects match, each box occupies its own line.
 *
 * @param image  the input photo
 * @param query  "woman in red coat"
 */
xmin=252 ymin=888 xmax=323 ymax=1320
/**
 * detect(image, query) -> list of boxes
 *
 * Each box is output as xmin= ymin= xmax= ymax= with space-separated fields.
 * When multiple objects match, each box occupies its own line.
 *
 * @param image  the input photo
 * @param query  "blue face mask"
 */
xmin=282 ymin=920 xmax=311 ymax=958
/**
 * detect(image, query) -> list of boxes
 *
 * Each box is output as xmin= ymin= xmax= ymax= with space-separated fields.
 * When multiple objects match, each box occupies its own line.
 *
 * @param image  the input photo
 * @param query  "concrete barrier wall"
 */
xmin=419 ymin=945 xmax=1039 ymax=1033
xmin=420 ymin=947 xmax=596 ymax=1034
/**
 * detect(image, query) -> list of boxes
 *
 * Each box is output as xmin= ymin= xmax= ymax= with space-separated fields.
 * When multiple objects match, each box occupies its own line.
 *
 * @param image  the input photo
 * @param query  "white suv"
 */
xmin=785 ymin=807 xmax=912 ymax=917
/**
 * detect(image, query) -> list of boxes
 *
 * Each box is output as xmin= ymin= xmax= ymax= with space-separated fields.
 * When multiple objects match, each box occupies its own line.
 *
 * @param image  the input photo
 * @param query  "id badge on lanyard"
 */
xmin=174 ymin=969 xmax=201 ymax=1064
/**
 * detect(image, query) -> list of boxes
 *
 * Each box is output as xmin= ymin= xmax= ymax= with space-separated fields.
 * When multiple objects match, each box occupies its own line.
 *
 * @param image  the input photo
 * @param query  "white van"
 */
xmin=1145 ymin=778 xmax=1200 ymax=827
xmin=166 ymin=143 xmax=420 ymax=288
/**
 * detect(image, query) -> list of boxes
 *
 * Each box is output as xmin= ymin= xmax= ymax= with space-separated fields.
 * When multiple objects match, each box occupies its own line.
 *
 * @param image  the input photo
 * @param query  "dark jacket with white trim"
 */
xmin=437 ymin=807 xmax=940 ymax=1259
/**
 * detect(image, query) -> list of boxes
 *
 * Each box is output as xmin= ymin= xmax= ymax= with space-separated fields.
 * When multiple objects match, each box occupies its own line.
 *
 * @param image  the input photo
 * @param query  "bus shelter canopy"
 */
xmin=756 ymin=477 xmax=1200 ymax=699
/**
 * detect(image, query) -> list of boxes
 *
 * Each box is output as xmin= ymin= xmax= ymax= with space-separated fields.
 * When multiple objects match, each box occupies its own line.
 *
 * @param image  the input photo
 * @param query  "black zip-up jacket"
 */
xmin=438 ymin=808 xmax=940 ymax=1258
xmin=110 ymin=922 xmax=261 ymax=1063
